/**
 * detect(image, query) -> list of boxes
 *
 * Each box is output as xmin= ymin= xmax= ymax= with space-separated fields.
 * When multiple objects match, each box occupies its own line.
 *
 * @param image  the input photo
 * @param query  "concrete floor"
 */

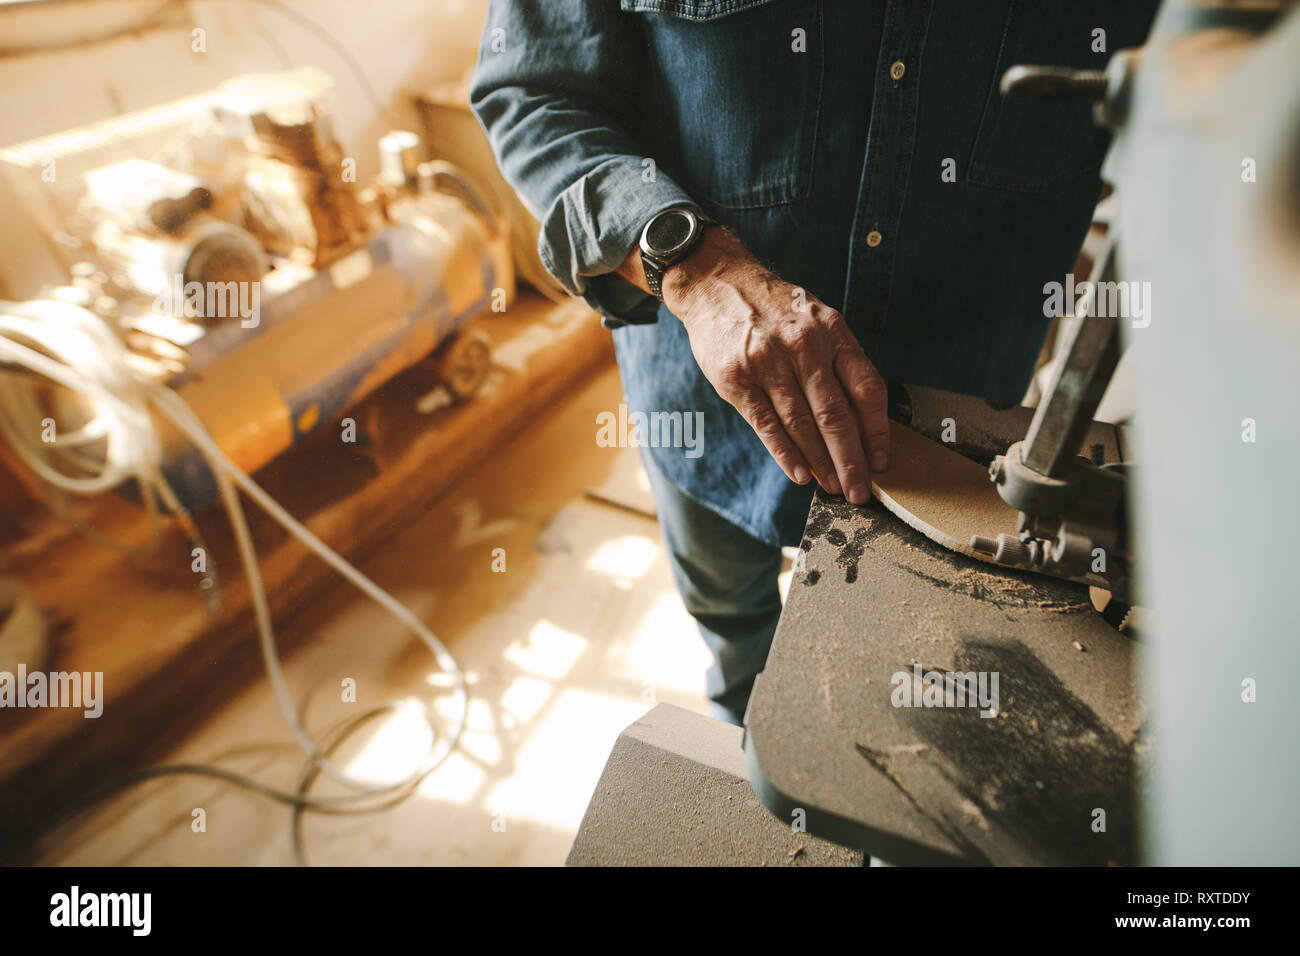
xmin=31 ymin=362 xmax=793 ymax=866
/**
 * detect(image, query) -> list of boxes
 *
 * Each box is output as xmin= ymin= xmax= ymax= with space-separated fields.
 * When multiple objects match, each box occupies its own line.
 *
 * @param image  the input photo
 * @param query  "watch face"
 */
xmin=645 ymin=209 xmax=695 ymax=257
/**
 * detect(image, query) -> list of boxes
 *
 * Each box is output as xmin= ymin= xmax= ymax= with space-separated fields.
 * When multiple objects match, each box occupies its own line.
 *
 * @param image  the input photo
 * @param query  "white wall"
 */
xmin=0 ymin=0 xmax=491 ymax=179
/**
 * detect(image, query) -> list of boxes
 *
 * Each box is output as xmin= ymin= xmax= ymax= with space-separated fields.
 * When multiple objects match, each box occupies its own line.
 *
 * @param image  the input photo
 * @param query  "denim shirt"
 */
xmin=471 ymin=0 xmax=1157 ymax=548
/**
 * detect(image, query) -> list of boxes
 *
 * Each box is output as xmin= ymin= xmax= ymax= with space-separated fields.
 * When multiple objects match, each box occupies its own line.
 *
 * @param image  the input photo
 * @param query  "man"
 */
xmin=471 ymin=0 xmax=1157 ymax=725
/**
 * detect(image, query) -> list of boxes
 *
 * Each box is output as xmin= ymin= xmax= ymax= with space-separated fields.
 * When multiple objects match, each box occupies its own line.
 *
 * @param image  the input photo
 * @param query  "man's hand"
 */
xmin=627 ymin=227 xmax=890 ymax=503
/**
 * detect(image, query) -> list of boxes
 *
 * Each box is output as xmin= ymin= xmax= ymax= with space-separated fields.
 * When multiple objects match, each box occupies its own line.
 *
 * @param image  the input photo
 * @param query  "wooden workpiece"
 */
xmin=870 ymin=421 xmax=1023 ymax=561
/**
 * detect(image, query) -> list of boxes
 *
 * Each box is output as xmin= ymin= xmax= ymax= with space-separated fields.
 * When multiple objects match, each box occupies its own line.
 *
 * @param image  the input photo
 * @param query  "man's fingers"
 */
xmin=775 ymin=306 xmax=870 ymax=499
xmin=832 ymin=340 xmax=891 ymax=473
xmin=706 ymin=292 xmax=886 ymax=501
xmin=797 ymin=364 xmax=872 ymax=503
xmin=733 ymin=387 xmax=812 ymax=486
xmin=763 ymin=369 xmax=841 ymax=495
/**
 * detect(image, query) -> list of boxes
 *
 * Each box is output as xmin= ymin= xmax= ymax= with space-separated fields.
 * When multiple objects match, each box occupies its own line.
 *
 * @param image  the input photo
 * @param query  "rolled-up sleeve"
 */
xmin=469 ymin=0 xmax=695 ymax=325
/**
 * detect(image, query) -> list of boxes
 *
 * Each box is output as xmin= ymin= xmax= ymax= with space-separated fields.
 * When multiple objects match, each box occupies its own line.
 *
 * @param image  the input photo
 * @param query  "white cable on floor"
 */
xmin=0 ymin=298 xmax=467 ymax=861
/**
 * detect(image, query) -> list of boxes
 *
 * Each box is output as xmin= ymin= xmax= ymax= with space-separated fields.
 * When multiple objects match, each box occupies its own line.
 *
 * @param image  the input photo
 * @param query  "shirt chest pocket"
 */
xmin=621 ymin=0 xmax=824 ymax=209
xmin=966 ymin=0 xmax=1113 ymax=193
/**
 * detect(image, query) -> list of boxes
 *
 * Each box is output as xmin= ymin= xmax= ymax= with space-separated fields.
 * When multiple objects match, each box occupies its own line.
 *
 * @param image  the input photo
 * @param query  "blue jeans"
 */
xmin=641 ymin=450 xmax=785 ymax=727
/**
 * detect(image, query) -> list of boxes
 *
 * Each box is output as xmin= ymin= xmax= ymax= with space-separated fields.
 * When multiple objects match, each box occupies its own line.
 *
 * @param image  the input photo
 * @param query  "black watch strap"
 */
xmin=644 ymin=254 xmax=668 ymax=301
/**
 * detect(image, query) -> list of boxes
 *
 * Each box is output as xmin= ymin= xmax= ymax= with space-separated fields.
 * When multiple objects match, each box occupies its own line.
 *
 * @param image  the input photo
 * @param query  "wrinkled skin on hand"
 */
xmin=662 ymin=228 xmax=891 ymax=504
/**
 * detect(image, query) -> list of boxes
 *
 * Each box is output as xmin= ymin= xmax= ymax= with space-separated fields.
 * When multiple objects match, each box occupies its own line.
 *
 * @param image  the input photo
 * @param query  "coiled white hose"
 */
xmin=0 ymin=297 xmax=467 ymax=861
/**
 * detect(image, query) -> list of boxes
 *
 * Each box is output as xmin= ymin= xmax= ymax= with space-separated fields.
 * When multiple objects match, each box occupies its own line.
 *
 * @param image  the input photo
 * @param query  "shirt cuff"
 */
xmin=536 ymin=155 xmax=696 ymax=327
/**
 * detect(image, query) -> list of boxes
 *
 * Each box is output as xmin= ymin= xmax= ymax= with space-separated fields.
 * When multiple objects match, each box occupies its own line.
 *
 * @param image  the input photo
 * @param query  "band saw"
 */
xmin=568 ymin=0 xmax=1299 ymax=867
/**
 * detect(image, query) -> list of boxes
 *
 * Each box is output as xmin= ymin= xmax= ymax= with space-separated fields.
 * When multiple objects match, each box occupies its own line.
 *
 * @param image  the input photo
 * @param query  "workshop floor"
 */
xmin=31 ymin=362 xmax=793 ymax=866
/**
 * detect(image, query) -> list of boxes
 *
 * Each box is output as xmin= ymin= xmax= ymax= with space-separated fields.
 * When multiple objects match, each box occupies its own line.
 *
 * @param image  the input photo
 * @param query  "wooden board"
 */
xmin=869 ymin=421 xmax=1020 ymax=561
xmin=584 ymin=448 xmax=657 ymax=519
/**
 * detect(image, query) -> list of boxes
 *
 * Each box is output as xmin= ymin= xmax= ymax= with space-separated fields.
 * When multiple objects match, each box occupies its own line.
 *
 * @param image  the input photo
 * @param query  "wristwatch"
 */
xmin=639 ymin=205 xmax=710 ymax=301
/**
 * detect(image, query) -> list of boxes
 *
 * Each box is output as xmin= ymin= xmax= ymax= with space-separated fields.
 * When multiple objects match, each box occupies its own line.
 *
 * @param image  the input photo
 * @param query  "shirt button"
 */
xmin=889 ymin=60 xmax=906 ymax=81
xmin=866 ymin=229 xmax=883 ymax=247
